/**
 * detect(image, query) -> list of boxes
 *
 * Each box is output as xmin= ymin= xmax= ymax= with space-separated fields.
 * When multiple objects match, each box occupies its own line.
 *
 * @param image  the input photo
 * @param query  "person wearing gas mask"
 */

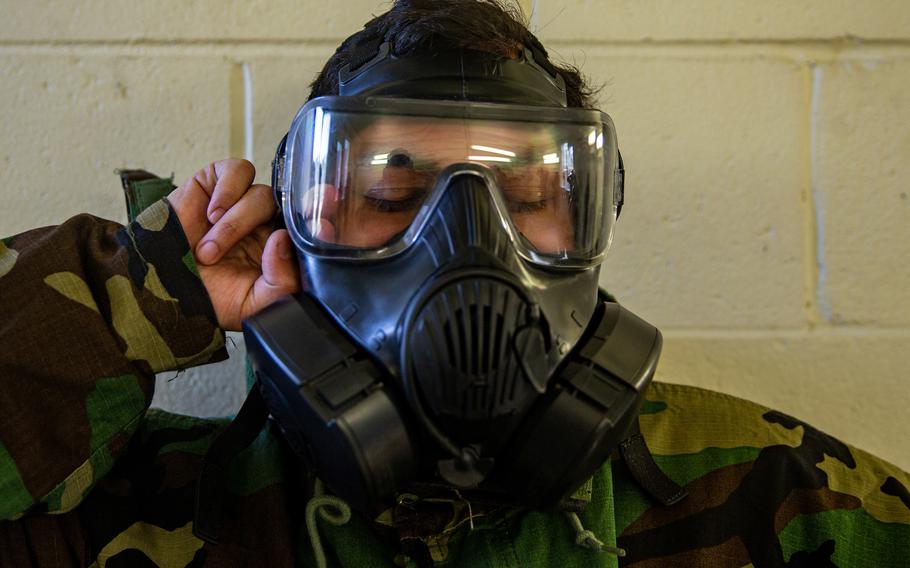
xmin=1 ymin=1 xmax=909 ymax=566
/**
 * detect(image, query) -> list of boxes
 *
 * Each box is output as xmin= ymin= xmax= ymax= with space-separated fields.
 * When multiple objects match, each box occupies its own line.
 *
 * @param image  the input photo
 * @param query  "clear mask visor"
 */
xmin=283 ymin=97 xmax=620 ymax=268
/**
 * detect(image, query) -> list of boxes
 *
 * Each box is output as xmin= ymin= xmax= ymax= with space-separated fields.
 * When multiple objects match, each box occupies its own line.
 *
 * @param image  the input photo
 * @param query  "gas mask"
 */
xmin=194 ymin=43 xmax=681 ymax=542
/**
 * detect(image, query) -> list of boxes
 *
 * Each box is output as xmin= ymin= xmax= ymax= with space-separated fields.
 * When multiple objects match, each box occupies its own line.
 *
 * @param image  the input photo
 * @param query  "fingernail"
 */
xmin=198 ymin=241 xmax=219 ymax=263
xmin=278 ymin=236 xmax=292 ymax=260
xmin=209 ymin=208 xmax=225 ymax=224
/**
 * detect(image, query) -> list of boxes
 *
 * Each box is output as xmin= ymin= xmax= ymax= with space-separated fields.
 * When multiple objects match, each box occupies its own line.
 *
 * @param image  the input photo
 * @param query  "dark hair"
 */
xmin=308 ymin=0 xmax=597 ymax=108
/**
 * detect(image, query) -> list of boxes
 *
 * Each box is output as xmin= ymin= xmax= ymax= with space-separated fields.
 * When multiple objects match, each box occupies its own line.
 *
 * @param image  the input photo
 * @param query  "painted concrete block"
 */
xmin=0 ymin=53 xmax=232 ymax=234
xmin=580 ymin=52 xmax=806 ymax=328
xmin=245 ymin=51 xmax=335 ymax=185
xmin=813 ymin=57 xmax=910 ymax=326
xmin=0 ymin=1 xmax=384 ymax=42
xmin=534 ymin=0 xmax=910 ymax=42
xmin=659 ymin=331 xmax=910 ymax=471
xmin=7 ymin=1 xmax=907 ymax=43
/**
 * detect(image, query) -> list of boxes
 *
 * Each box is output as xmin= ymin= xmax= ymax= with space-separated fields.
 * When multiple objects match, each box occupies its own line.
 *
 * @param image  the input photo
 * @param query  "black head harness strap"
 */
xmin=338 ymin=40 xmax=568 ymax=107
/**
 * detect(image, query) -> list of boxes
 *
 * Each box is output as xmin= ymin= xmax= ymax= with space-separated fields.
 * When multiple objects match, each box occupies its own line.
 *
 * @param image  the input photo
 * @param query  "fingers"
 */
xmin=247 ymin=229 xmax=300 ymax=315
xmin=208 ymin=160 xmax=257 ymax=224
xmin=168 ymin=159 xmax=259 ymax=248
xmin=167 ymin=171 xmax=214 ymax=248
xmin=196 ymin=183 xmax=275 ymax=265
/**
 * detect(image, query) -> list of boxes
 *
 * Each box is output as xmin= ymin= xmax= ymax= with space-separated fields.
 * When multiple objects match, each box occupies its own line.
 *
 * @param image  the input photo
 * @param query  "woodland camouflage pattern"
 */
xmin=1 ymin=196 xmax=909 ymax=567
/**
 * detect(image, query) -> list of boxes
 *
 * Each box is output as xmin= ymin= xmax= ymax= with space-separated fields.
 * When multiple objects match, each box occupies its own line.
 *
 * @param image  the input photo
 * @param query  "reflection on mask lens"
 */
xmin=289 ymin=103 xmax=616 ymax=265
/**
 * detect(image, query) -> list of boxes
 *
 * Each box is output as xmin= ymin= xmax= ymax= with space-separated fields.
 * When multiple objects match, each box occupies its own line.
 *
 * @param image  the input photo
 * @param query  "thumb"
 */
xmin=246 ymin=229 xmax=300 ymax=317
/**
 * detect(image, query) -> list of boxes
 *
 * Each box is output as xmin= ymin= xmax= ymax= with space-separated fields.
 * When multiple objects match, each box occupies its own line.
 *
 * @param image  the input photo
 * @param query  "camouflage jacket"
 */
xmin=1 ymin=198 xmax=909 ymax=567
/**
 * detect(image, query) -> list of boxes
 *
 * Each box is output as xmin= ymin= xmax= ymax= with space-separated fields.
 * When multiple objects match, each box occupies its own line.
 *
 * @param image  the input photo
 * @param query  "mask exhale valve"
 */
xmin=401 ymin=273 xmax=548 ymax=489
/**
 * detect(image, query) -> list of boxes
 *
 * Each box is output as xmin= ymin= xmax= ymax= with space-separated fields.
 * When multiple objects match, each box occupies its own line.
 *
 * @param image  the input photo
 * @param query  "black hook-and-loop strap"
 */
xmin=619 ymin=419 xmax=688 ymax=506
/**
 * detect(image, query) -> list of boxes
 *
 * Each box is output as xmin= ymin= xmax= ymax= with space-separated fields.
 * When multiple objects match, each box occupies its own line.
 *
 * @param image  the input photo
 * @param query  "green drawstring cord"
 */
xmin=563 ymin=511 xmax=626 ymax=557
xmin=306 ymin=479 xmax=353 ymax=568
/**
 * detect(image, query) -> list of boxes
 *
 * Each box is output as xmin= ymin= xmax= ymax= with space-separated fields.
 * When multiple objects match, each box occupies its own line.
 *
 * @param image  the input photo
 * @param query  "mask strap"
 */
xmin=615 ymin=148 xmax=625 ymax=219
xmin=618 ymin=417 xmax=688 ymax=506
xmin=193 ymin=384 xmax=271 ymax=544
xmin=337 ymin=41 xmax=567 ymax=107
xmin=271 ymin=132 xmax=289 ymax=224
xmin=341 ymin=38 xmax=389 ymax=82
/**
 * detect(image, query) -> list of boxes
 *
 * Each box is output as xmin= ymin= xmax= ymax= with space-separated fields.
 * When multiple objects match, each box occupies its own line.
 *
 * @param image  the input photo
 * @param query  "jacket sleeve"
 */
xmin=0 ymin=199 xmax=227 ymax=521
xmin=619 ymin=381 xmax=910 ymax=566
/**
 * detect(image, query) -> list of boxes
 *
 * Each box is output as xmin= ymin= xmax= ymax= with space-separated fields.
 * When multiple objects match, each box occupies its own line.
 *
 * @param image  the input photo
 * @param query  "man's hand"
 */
xmin=167 ymin=159 xmax=300 ymax=331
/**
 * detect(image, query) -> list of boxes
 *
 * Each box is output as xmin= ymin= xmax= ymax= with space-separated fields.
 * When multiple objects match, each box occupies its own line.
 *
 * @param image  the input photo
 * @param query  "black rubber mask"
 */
xmin=241 ymin=44 xmax=657 ymax=514
xmin=194 ymin=44 xmax=683 ymax=544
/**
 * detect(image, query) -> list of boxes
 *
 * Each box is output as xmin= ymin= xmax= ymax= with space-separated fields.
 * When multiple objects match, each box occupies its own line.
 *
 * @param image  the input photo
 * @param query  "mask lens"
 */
xmin=285 ymin=99 xmax=617 ymax=266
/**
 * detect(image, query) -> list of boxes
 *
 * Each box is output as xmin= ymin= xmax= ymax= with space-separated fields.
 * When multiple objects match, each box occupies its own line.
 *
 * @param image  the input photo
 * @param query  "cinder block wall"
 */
xmin=2 ymin=1 xmax=908 ymax=470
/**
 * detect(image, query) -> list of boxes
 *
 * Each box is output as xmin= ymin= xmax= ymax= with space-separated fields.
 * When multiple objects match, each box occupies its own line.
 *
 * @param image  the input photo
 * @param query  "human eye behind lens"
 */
xmin=357 ymin=162 xmax=433 ymax=214
xmin=507 ymin=198 xmax=549 ymax=214
xmin=498 ymin=167 xmax=563 ymax=214
xmin=502 ymin=181 xmax=554 ymax=215
xmin=363 ymin=189 xmax=426 ymax=213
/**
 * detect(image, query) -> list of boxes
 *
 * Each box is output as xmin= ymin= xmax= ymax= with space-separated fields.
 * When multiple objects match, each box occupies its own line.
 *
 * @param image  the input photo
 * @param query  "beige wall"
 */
xmin=1 ymin=1 xmax=908 ymax=469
